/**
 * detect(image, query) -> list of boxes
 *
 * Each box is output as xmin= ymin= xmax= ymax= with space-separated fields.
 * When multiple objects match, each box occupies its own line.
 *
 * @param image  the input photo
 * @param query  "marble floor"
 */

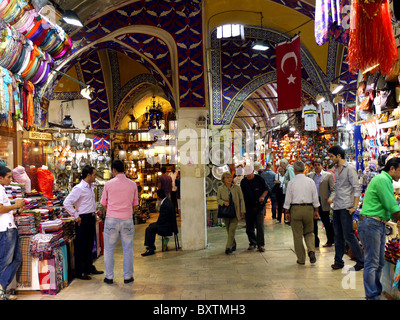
xmin=17 ymin=207 xmax=366 ymax=301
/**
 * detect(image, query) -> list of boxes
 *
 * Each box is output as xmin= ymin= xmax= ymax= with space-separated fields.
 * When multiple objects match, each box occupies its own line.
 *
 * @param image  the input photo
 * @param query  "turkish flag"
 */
xmin=276 ymin=35 xmax=302 ymax=111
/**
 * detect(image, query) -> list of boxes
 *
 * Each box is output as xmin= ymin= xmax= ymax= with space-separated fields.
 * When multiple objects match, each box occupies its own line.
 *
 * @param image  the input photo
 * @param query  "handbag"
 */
xmin=217 ymin=191 xmax=236 ymax=219
xmin=271 ymin=182 xmax=282 ymax=194
xmin=358 ymin=94 xmax=372 ymax=111
xmin=365 ymin=71 xmax=380 ymax=93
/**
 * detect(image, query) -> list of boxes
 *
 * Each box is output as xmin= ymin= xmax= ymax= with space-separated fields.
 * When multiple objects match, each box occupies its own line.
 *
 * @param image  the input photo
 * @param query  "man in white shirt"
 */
xmin=284 ymin=160 xmax=320 ymax=265
xmin=0 ymin=166 xmax=26 ymax=300
xmin=64 ymin=165 xmax=103 ymax=280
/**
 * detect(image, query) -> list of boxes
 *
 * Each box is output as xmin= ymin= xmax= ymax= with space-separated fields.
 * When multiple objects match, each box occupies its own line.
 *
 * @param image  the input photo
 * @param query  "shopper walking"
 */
xmin=64 ymin=165 xmax=103 ymax=280
xmin=328 ymin=145 xmax=364 ymax=271
xmin=217 ymin=172 xmax=245 ymax=254
xmin=240 ymin=165 xmax=269 ymax=252
xmin=0 ymin=166 xmax=26 ymax=300
xmin=307 ymin=159 xmax=335 ymax=247
xmin=358 ymin=157 xmax=400 ymax=300
xmin=261 ymin=163 xmax=277 ymax=220
xmin=284 ymin=160 xmax=320 ymax=265
xmin=274 ymin=166 xmax=286 ymax=223
xmin=141 ymin=189 xmax=177 ymax=256
xmin=158 ymin=167 xmax=172 ymax=199
xmin=280 ymin=159 xmax=295 ymax=224
xmin=100 ymin=160 xmax=139 ymax=284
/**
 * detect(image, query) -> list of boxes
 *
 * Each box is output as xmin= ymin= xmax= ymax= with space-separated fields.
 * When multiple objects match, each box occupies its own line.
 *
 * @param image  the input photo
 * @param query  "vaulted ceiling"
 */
xmin=44 ymin=0 xmax=351 ymax=146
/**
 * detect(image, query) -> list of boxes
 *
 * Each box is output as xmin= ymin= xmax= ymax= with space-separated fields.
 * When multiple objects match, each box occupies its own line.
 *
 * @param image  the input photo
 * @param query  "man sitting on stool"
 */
xmin=142 ymin=189 xmax=177 ymax=256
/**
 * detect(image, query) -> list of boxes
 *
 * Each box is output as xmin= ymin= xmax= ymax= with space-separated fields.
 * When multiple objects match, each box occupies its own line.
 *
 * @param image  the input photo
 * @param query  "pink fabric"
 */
xmin=100 ymin=174 xmax=139 ymax=220
xmin=12 ymin=166 xmax=31 ymax=192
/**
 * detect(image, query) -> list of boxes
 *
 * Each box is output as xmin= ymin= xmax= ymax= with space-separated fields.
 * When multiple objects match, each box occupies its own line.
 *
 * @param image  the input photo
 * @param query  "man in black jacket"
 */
xmin=240 ymin=165 xmax=269 ymax=252
xmin=141 ymin=189 xmax=177 ymax=256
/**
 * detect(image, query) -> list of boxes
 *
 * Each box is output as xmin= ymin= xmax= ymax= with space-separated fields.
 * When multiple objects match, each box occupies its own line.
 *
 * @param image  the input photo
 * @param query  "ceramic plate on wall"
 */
xmin=211 ymin=165 xmax=229 ymax=180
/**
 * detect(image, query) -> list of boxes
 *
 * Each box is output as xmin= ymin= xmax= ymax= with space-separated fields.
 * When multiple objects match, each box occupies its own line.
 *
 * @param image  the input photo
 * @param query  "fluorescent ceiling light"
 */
xmin=80 ymin=86 xmax=93 ymax=100
xmin=62 ymin=10 xmax=83 ymax=27
xmin=330 ymin=83 xmax=344 ymax=94
xmin=252 ymin=40 xmax=270 ymax=51
xmin=316 ymin=94 xmax=325 ymax=104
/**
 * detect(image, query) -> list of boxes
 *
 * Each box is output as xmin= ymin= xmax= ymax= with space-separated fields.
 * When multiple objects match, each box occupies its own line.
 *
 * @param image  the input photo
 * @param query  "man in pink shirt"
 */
xmin=100 ymin=160 xmax=139 ymax=284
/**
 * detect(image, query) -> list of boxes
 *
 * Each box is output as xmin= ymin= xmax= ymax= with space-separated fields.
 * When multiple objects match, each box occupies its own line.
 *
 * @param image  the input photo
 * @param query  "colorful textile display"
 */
xmin=30 ymin=233 xmax=58 ymax=259
xmin=15 ymin=213 xmax=37 ymax=236
xmin=38 ymin=257 xmax=57 ymax=295
xmin=16 ymin=236 xmax=32 ymax=287
xmin=348 ymin=0 xmax=397 ymax=75
xmin=36 ymin=166 xmax=54 ymax=199
xmin=385 ymin=239 xmax=400 ymax=264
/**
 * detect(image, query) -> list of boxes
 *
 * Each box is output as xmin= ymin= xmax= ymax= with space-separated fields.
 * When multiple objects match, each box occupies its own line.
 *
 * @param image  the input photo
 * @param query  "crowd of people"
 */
xmin=216 ymin=145 xmax=400 ymax=300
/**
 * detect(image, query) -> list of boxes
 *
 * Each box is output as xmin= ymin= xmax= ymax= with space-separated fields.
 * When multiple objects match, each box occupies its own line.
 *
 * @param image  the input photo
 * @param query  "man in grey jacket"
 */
xmin=328 ymin=146 xmax=364 ymax=271
xmin=308 ymin=159 xmax=335 ymax=248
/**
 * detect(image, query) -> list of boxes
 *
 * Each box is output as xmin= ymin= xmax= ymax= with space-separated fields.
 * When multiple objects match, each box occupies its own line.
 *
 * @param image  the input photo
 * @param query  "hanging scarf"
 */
xmin=0 ymin=67 xmax=6 ymax=117
xmin=348 ymin=0 xmax=397 ymax=75
xmin=314 ymin=0 xmax=350 ymax=46
xmin=23 ymin=80 xmax=34 ymax=128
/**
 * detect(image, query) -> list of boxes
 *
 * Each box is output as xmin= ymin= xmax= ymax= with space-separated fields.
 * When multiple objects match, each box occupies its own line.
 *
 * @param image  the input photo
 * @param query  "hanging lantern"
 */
xmin=83 ymin=139 xmax=92 ymax=149
xmin=128 ymin=115 xmax=138 ymax=130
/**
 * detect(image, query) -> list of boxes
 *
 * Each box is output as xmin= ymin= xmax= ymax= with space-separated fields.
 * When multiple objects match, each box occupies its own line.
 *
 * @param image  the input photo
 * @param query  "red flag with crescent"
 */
xmin=276 ymin=35 xmax=302 ymax=111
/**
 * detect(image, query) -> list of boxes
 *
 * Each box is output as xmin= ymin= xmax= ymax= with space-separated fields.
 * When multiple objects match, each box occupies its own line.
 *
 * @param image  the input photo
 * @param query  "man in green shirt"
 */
xmin=358 ymin=157 xmax=400 ymax=300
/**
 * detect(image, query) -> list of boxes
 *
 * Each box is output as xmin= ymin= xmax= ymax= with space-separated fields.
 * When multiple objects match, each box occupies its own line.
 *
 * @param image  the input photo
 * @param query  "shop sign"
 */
xmin=27 ymin=131 xmax=53 ymax=141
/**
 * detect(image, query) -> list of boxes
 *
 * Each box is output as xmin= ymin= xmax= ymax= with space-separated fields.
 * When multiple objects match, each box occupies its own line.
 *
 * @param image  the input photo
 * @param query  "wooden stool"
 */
xmin=161 ymin=233 xmax=180 ymax=252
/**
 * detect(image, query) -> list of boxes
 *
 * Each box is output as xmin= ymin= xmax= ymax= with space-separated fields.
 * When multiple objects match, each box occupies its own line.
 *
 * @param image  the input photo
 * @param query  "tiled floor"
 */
xmin=17 ymin=207 xmax=366 ymax=300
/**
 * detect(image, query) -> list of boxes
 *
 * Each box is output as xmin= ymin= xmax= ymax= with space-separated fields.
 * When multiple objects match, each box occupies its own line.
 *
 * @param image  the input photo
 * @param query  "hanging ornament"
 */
xmin=348 ymin=0 xmax=397 ymax=75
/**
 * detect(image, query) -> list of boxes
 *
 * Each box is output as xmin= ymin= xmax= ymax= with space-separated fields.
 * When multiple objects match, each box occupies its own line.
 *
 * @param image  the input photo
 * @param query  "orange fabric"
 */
xmin=25 ymin=80 xmax=34 ymax=128
xmin=24 ymin=17 xmax=41 ymax=38
xmin=21 ymin=45 xmax=40 ymax=78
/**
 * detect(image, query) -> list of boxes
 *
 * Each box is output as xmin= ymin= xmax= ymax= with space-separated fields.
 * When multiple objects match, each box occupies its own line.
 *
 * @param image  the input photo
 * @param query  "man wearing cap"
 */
xmin=141 ymin=189 xmax=178 ymax=256
xmin=284 ymin=160 xmax=320 ymax=265
xmin=240 ymin=164 xmax=269 ymax=252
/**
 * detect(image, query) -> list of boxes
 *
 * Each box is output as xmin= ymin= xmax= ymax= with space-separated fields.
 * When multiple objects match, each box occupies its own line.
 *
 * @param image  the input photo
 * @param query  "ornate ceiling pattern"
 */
xmin=44 ymin=0 xmax=357 ymax=142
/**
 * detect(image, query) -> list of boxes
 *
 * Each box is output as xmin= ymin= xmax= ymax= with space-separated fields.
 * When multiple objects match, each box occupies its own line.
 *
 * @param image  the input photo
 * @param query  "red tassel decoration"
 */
xmin=348 ymin=0 xmax=398 ymax=75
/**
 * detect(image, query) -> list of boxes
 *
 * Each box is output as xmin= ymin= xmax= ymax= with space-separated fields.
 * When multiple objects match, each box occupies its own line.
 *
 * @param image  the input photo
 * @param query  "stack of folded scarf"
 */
xmin=15 ymin=212 xmax=37 ymax=236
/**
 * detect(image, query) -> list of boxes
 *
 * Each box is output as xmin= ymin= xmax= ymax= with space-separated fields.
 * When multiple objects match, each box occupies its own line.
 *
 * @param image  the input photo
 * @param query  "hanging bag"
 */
xmin=217 ymin=190 xmax=236 ymax=219
xmin=365 ymin=72 xmax=380 ymax=93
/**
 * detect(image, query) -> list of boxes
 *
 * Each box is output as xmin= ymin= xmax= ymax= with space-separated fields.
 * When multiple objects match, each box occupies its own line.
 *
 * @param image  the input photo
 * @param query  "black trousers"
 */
xmin=144 ymin=223 xmax=162 ymax=250
xmin=314 ymin=204 xmax=335 ymax=246
xmin=276 ymin=192 xmax=285 ymax=222
xmin=245 ymin=206 xmax=265 ymax=247
xmin=74 ymin=214 xmax=96 ymax=276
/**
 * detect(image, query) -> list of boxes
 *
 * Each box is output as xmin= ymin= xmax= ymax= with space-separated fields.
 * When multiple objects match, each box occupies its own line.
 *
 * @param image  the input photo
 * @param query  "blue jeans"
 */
xmin=0 ymin=228 xmax=22 ymax=290
xmin=358 ymin=217 xmax=386 ymax=300
xmin=104 ymin=218 xmax=134 ymax=280
xmin=332 ymin=209 xmax=364 ymax=266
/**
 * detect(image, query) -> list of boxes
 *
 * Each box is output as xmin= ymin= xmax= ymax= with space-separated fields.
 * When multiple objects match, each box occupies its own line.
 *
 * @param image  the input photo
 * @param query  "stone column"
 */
xmin=177 ymin=109 xmax=208 ymax=250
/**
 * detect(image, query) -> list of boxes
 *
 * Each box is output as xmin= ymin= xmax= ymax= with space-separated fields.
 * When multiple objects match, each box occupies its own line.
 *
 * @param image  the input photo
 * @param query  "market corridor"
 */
xmin=17 ymin=209 xmax=365 ymax=300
